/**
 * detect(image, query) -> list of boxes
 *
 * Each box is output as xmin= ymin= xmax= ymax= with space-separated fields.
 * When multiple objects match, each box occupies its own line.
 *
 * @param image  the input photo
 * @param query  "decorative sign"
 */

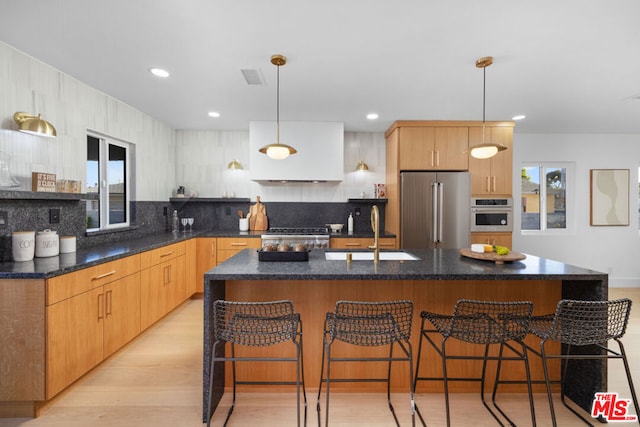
xmin=32 ymin=172 xmax=57 ymax=192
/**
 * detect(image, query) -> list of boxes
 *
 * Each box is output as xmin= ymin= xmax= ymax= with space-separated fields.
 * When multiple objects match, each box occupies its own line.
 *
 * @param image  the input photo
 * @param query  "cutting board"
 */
xmin=249 ymin=196 xmax=269 ymax=231
xmin=460 ymin=248 xmax=526 ymax=265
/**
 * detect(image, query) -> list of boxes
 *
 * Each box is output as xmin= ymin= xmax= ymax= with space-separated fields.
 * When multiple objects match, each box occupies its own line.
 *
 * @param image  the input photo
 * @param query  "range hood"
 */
xmin=249 ymin=121 xmax=344 ymax=182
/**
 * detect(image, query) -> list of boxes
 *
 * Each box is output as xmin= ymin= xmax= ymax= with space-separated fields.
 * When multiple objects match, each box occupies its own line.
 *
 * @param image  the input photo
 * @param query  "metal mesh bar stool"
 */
xmin=316 ymin=300 xmax=416 ymax=426
xmin=523 ymin=298 xmax=639 ymax=426
xmin=413 ymin=299 xmax=536 ymax=427
xmin=206 ymin=300 xmax=306 ymax=427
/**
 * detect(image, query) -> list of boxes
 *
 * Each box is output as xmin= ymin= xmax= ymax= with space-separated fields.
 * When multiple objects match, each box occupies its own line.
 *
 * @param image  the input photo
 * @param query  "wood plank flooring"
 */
xmin=0 ymin=288 xmax=638 ymax=426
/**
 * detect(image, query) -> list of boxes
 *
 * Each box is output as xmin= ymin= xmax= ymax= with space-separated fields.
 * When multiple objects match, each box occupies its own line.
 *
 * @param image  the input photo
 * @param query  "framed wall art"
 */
xmin=590 ymin=169 xmax=629 ymax=226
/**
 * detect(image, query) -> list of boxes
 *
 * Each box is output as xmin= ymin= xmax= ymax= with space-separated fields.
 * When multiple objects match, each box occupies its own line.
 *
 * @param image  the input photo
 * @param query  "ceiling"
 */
xmin=1 ymin=0 xmax=639 ymax=134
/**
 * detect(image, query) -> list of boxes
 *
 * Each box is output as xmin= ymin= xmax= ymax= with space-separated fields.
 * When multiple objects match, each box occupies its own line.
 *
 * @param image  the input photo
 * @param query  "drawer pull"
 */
xmin=92 ymin=270 xmax=116 ymax=280
xmin=344 ymin=243 xmax=361 ymax=247
xmin=160 ymin=251 xmax=174 ymax=258
xmin=231 ymin=243 xmax=248 ymax=247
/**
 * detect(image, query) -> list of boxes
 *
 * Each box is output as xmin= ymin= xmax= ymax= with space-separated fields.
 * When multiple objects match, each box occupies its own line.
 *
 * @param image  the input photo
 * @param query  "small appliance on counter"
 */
xmin=261 ymin=226 xmax=330 ymax=250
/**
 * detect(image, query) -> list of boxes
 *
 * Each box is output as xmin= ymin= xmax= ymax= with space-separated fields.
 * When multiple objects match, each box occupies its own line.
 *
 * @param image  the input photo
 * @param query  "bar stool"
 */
xmin=206 ymin=300 xmax=306 ymax=427
xmin=413 ymin=299 xmax=536 ymax=427
xmin=525 ymin=298 xmax=639 ymax=426
xmin=316 ymin=300 xmax=416 ymax=426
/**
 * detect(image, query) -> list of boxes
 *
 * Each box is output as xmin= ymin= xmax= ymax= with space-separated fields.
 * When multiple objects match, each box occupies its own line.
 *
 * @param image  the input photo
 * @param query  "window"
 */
xmin=86 ymin=134 xmax=131 ymax=231
xmin=521 ymin=164 xmax=571 ymax=231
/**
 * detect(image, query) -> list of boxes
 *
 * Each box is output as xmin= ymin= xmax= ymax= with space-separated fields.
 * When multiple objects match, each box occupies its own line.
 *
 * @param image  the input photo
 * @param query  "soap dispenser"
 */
xmin=348 ymin=212 xmax=354 ymax=233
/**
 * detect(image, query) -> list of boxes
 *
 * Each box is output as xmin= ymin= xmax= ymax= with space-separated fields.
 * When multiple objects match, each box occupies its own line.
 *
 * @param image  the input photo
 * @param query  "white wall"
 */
xmin=0 ymin=41 xmax=175 ymax=201
xmin=513 ymin=133 xmax=640 ymax=287
xmin=175 ymin=130 xmax=386 ymax=202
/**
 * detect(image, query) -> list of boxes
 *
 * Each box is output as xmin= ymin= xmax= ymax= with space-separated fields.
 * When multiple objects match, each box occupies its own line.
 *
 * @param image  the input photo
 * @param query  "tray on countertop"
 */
xmin=460 ymin=248 xmax=526 ymax=265
xmin=257 ymin=249 xmax=310 ymax=262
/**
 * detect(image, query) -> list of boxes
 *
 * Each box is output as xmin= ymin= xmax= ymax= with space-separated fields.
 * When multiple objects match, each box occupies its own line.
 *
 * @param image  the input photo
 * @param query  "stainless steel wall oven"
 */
xmin=471 ymin=198 xmax=513 ymax=232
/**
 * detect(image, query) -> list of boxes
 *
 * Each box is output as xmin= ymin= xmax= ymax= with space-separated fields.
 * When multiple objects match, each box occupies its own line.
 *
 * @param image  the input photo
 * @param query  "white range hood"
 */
xmin=249 ymin=121 xmax=344 ymax=182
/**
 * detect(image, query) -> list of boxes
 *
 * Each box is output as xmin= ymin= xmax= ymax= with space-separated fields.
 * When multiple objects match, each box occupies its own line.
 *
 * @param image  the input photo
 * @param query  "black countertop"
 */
xmin=204 ymin=248 xmax=607 ymax=281
xmin=0 ymin=230 xmax=396 ymax=279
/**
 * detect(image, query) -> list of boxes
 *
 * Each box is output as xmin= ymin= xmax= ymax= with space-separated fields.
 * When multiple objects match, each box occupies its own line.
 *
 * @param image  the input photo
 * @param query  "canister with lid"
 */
xmin=35 ymin=229 xmax=59 ymax=257
xmin=12 ymin=231 xmax=35 ymax=261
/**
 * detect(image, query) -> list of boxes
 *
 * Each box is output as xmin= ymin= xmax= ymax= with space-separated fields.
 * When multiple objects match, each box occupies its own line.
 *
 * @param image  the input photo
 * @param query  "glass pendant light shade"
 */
xmin=470 ymin=144 xmax=500 ymax=159
xmin=259 ymin=54 xmax=296 ymax=160
xmin=13 ymin=112 xmax=57 ymax=138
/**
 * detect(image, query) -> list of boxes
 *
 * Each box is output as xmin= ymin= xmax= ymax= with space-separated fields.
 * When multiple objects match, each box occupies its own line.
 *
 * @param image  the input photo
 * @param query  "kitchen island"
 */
xmin=203 ymin=248 xmax=607 ymax=421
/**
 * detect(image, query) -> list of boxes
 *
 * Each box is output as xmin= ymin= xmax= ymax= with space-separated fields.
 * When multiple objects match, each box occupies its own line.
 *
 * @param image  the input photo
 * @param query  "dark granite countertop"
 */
xmin=0 ymin=230 xmax=396 ymax=279
xmin=204 ymin=248 xmax=607 ymax=282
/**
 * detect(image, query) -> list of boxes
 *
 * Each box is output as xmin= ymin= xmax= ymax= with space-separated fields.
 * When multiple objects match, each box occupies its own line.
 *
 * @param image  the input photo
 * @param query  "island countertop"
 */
xmin=204 ymin=247 xmax=607 ymax=282
xmin=202 ymin=248 xmax=608 ymax=422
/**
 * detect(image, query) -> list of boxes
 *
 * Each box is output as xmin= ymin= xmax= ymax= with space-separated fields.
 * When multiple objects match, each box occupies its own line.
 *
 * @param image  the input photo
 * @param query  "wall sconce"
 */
xmin=13 ymin=112 xmax=57 ymax=138
xmin=227 ymin=159 xmax=243 ymax=170
xmin=355 ymin=160 xmax=369 ymax=172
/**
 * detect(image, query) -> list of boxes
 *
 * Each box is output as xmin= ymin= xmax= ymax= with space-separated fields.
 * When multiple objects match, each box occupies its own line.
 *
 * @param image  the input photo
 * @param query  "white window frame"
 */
xmin=520 ymin=162 xmax=574 ymax=235
xmin=87 ymin=132 xmax=131 ymax=231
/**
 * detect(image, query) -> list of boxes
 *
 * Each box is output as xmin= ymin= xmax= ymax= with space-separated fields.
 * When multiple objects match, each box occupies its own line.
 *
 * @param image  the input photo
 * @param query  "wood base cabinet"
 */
xmin=330 ymin=237 xmax=396 ymax=249
xmin=195 ymin=238 xmax=217 ymax=293
xmin=140 ymin=242 xmax=186 ymax=331
xmin=470 ymin=232 xmax=512 ymax=248
xmin=217 ymin=237 xmax=261 ymax=263
xmin=45 ymin=255 xmax=141 ymax=399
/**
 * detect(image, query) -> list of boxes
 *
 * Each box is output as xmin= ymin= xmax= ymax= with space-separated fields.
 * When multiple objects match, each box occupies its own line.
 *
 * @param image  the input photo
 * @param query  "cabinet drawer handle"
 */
xmin=380 ymin=243 xmax=395 ymax=247
xmin=231 ymin=243 xmax=247 ymax=247
xmin=92 ymin=270 xmax=116 ymax=280
xmin=344 ymin=243 xmax=361 ymax=247
xmin=491 ymin=176 xmax=496 ymax=192
xmin=485 ymin=176 xmax=491 ymax=193
xmin=435 ymin=150 xmax=440 ymax=167
xmin=160 ymin=251 xmax=174 ymax=258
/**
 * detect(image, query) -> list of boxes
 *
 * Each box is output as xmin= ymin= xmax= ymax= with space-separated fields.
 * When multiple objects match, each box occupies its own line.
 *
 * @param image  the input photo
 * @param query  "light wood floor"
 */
xmin=1 ymin=289 xmax=638 ymax=427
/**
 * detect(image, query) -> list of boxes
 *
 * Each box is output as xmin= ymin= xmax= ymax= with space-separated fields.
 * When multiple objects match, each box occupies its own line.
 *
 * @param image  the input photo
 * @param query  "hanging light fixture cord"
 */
xmin=276 ymin=61 xmax=280 ymax=144
xmin=482 ymin=61 xmax=486 ymax=145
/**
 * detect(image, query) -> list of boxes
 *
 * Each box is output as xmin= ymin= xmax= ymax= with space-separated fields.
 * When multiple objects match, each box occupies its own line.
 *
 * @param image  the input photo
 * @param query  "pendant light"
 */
xmin=355 ymin=160 xmax=369 ymax=172
xmin=13 ymin=112 xmax=57 ymax=138
xmin=469 ymin=57 xmax=507 ymax=159
xmin=259 ymin=54 xmax=297 ymax=160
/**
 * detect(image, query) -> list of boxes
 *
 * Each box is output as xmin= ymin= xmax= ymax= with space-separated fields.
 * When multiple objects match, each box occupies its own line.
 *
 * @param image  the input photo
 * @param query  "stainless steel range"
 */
xmin=261 ymin=226 xmax=330 ymax=249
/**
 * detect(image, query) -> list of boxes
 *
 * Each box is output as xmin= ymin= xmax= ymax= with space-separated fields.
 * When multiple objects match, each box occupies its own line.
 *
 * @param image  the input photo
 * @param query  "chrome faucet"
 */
xmin=368 ymin=205 xmax=380 ymax=263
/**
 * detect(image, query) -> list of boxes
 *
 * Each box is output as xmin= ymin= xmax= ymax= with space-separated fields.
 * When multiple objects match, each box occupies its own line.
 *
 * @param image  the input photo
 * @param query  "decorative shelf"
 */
xmin=347 ymin=198 xmax=388 ymax=204
xmin=169 ymin=197 xmax=251 ymax=203
xmin=0 ymin=190 xmax=88 ymax=201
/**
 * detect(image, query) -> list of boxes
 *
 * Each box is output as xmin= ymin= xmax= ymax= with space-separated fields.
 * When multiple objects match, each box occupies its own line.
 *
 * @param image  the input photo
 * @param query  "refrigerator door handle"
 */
xmin=437 ymin=182 xmax=444 ymax=243
xmin=431 ymin=182 xmax=439 ymax=244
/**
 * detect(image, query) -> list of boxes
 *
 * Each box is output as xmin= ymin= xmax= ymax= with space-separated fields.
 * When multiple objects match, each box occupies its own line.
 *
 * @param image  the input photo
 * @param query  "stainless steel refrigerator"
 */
xmin=400 ymin=171 xmax=471 ymax=249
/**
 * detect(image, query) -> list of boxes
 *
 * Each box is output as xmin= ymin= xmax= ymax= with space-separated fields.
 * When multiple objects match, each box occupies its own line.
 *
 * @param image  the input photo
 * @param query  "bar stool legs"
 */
xmin=206 ymin=300 xmax=307 ymax=427
xmin=414 ymin=299 xmax=536 ymax=426
xmin=316 ymin=300 xmax=416 ymax=426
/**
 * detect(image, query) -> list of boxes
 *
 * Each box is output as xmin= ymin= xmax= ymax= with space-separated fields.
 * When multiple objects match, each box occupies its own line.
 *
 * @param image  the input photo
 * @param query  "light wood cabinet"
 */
xmin=195 ymin=238 xmax=217 ymax=293
xmin=470 ymin=232 xmax=512 ymax=248
xmin=469 ymin=126 xmax=513 ymax=196
xmin=185 ymin=238 xmax=197 ymax=296
xmin=45 ymin=255 xmax=141 ymax=398
xmin=397 ymin=126 xmax=469 ymax=171
xmin=330 ymin=237 xmax=396 ymax=249
xmin=140 ymin=242 xmax=186 ymax=331
xmin=217 ymin=237 xmax=261 ymax=263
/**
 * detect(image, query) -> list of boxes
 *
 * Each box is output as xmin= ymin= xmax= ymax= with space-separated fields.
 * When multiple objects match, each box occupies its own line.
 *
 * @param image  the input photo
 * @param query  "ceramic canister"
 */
xmin=12 ymin=231 xmax=35 ymax=262
xmin=59 ymin=236 xmax=76 ymax=253
xmin=35 ymin=229 xmax=59 ymax=257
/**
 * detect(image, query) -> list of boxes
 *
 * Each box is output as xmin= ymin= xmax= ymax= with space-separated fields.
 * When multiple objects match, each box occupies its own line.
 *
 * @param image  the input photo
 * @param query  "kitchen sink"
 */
xmin=324 ymin=251 xmax=420 ymax=261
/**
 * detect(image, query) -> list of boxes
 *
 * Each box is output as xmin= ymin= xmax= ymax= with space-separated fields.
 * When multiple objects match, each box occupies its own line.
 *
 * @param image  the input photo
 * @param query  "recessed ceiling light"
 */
xmin=512 ymin=114 xmax=526 ymax=121
xmin=366 ymin=113 xmax=379 ymax=120
xmin=208 ymin=111 xmax=220 ymax=118
xmin=149 ymin=68 xmax=170 ymax=78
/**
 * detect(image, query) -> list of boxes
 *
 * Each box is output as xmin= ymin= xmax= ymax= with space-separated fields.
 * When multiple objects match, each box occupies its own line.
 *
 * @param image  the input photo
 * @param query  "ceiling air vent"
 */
xmin=241 ymin=69 xmax=264 ymax=85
